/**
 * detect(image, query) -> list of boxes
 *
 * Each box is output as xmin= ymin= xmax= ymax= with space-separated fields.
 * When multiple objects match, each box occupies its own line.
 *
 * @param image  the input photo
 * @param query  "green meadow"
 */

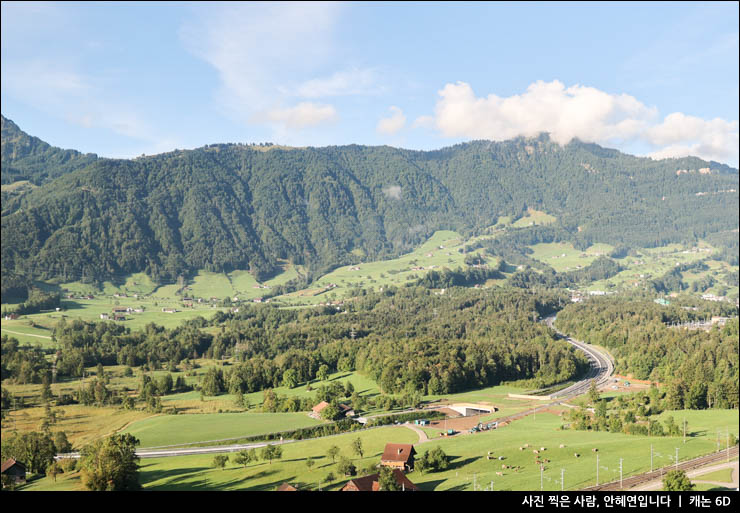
xmin=408 ymin=409 xmax=739 ymax=491
xmin=122 ymin=412 xmax=325 ymax=448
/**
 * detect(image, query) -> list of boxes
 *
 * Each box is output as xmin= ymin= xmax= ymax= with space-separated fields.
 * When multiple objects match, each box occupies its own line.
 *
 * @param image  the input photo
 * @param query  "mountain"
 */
xmin=1 ymin=115 xmax=98 ymax=186
xmin=1 ymin=116 xmax=738 ymax=291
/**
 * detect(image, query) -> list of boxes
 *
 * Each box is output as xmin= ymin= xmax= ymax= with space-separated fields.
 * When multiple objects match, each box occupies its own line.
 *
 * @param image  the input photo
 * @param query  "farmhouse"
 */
xmin=4 ymin=313 xmax=19 ymax=320
xmin=380 ymin=443 xmax=416 ymax=471
xmin=310 ymin=401 xmax=330 ymax=419
xmin=1 ymin=458 xmax=26 ymax=486
xmin=276 ymin=482 xmax=298 ymax=491
xmin=341 ymin=469 xmax=419 ymax=491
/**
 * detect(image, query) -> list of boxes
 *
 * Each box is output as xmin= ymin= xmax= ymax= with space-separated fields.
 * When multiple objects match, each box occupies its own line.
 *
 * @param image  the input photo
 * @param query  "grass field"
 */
xmin=121 ymin=412 xmax=325 ymax=448
xmin=511 ymin=209 xmax=557 ymax=228
xmin=20 ymin=425 xmax=419 ymax=491
xmin=693 ymin=467 xmax=734 ymax=483
xmin=407 ymin=409 xmax=739 ymax=491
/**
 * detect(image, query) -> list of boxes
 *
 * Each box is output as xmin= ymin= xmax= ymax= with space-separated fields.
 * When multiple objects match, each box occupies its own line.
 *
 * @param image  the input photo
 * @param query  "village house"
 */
xmin=310 ymin=401 xmax=330 ymax=419
xmin=276 ymin=482 xmax=298 ymax=491
xmin=380 ymin=443 xmax=416 ymax=471
xmin=100 ymin=313 xmax=110 ymax=320
xmin=341 ymin=469 xmax=419 ymax=491
xmin=3 ymin=313 xmax=19 ymax=320
xmin=1 ymin=458 xmax=27 ymax=486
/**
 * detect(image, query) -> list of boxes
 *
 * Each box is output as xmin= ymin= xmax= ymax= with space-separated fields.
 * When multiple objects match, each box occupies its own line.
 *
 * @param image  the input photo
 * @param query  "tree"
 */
xmin=261 ymin=444 xmax=283 ymax=465
xmin=54 ymin=431 xmax=73 ymax=454
xmin=233 ymin=450 xmax=253 ymax=468
xmin=327 ymin=445 xmax=340 ymax=464
xmin=662 ymin=470 xmax=694 ymax=491
xmin=337 ymin=456 xmax=356 ymax=477
xmin=378 ymin=466 xmax=401 ymax=491
xmin=351 ymin=437 xmax=364 ymax=459
xmin=80 ymin=434 xmax=141 ymax=491
xmin=317 ymin=364 xmax=330 ymax=382
xmin=305 ymin=456 xmax=315 ymax=472
xmin=282 ymin=369 xmax=298 ymax=389
xmin=47 ymin=460 xmax=61 ymax=482
xmin=1 ymin=431 xmax=56 ymax=474
xmin=212 ymin=454 xmax=229 ymax=469
xmin=588 ymin=380 xmax=600 ymax=404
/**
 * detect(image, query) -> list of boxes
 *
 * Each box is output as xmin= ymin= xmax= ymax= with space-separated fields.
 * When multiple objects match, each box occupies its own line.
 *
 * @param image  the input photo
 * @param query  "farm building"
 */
xmin=341 ymin=469 xmax=419 ymax=491
xmin=310 ymin=401 xmax=330 ymax=419
xmin=1 ymin=458 xmax=26 ymax=486
xmin=276 ymin=483 xmax=298 ymax=491
xmin=447 ymin=403 xmax=496 ymax=416
xmin=380 ymin=443 xmax=416 ymax=471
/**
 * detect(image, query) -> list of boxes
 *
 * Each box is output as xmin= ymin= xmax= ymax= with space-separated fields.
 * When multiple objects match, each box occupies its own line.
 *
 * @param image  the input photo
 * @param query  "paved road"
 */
xmin=543 ymin=315 xmax=615 ymax=400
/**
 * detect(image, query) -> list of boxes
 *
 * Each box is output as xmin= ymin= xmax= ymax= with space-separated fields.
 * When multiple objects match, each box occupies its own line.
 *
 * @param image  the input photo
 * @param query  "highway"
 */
xmin=543 ymin=315 xmax=615 ymax=400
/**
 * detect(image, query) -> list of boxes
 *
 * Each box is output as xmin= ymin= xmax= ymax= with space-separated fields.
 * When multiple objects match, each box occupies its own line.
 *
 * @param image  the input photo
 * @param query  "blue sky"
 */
xmin=2 ymin=1 xmax=738 ymax=166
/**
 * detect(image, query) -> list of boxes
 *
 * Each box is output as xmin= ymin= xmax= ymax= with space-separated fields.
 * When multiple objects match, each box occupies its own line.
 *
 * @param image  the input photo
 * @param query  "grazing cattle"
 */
xmin=592 ymin=448 xmax=598 ymax=452
xmin=496 ymin=472 xmax=503 ymax=476
xmin=502 ymin=464 xmax=507 ymax=469
xmin=498 ymin=456 xmax=504 ymax=461
xmin=559 ymin=444 xmax=566 ymax=448
xmin=540 ymin=447 xmax=546 ymax=451
xmin=519 ymin=447 xmax=524 ymax=451
xmin=574 ymin=453 xmax=580 ymax=458
xmin=533 ymin=449 xmax=539 ymax=454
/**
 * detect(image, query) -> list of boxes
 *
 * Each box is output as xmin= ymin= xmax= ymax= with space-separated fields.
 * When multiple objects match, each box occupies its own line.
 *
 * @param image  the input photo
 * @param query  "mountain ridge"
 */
xmin=1 ymin=115 xmax=737 ymax=293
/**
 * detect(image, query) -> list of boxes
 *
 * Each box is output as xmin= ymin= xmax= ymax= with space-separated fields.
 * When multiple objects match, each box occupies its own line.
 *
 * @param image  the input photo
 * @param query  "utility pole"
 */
xmin=650 ymin=444 xmax=653 ymax=473
xmin=596 ymin=454 xmax=599 ymax=486
xmin=675 ymin=448 xmax=679 ymax=470
xmin=540 ymin=464 xmax=544 ymax=491
xmin=561 ymin=468 xmax=565 ymax=491
xmin=727 ymin=429 xmax=730 ymax=463
xmin=683 ymin=417 xmax=686 ymax=444
xmin=619 ymin=458 xmax=623 ymax=489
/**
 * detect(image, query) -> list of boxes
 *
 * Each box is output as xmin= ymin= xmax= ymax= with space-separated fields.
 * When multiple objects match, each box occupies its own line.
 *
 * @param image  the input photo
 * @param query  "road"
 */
xmin=542 ymin=315 xmax=614 ymax=399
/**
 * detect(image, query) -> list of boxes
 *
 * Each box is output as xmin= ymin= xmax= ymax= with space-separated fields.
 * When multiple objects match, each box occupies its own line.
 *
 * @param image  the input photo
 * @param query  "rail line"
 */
xmin=582 ymin=446 xmax=739 ymax=491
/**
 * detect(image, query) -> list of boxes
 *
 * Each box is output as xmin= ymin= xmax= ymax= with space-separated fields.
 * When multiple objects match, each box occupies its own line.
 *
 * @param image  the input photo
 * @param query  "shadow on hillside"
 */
xmin=447 ymin=456 xmax=480 ymax=470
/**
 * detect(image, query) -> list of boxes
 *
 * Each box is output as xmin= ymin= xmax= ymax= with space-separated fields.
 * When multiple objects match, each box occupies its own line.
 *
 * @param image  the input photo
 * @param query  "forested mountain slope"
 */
xmin=1 ymin=117 xmax=737 ymax=289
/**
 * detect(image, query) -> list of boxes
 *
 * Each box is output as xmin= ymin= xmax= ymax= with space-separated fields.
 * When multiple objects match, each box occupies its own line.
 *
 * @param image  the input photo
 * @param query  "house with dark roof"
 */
xmin=341 ymin=469 xmax=419 ymax=491
xmin=380 ymin=443 xmax=416 ymax=471
xmin=1 ymin=458 xmax=27 ymax=486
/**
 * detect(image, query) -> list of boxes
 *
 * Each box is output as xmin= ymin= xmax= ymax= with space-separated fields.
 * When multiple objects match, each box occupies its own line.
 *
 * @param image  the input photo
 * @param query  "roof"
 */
xmin=342 ymin=469 xmax=419 ymax=491
xmin=312 ymin=401 xmax=330 ymax=414
xmin=381 ymin=443 xmax=416 ymax=463
xmin=276 ymin=483 xmax=298 ymax=491
xmin=1 ymin=458 xmax=26 ymax=473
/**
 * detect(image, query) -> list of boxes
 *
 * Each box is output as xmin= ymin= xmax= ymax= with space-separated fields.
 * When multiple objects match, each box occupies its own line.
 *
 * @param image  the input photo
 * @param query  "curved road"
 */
xmin=543 ymin=315 xmax=615 ymax=399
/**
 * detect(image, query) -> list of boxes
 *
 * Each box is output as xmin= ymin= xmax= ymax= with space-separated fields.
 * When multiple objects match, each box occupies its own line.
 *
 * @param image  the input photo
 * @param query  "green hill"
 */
xmin=1 ymin=116 xmax=737 ymax=294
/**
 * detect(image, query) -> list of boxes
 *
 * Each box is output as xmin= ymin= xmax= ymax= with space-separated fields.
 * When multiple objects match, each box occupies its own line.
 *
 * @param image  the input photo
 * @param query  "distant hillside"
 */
xmin=1 ymin=116 xmax=737 ymax=292
xmin=1 ymin=114 xmax=98 ymax=186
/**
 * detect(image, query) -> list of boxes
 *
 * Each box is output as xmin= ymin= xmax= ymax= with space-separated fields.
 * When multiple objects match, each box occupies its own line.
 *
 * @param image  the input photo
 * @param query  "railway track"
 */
xmin=583 ymin=446 xmax=739 ymax=491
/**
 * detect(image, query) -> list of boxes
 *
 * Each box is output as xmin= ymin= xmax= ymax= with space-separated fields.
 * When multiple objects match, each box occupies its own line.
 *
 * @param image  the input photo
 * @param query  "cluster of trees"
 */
xmin=3 ymin=287 xmax=590 ymax=407
xmin=3 ymin=117 xmax=737 ymax=290
xmin=556 ymin=298 xmax=739 ymax=410
xmin=507 ymin=256 xmax=622 ymax=289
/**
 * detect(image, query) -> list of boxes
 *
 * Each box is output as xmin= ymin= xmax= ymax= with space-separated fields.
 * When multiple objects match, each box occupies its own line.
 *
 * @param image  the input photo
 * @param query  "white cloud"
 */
xmin=293 ymin=68 xmax=383 ymax=98
xmin=258 ymin=102 xmax=338 ymax=129
xmin=180 ymin=2 xmax=342 ymax=121
xmin=425 ymin=80 xmax=738 ymax=166
xmin=377 ymin=106 xmax=406 ymax=135
xmin=432 ymin=80 xmax=657 ymax=145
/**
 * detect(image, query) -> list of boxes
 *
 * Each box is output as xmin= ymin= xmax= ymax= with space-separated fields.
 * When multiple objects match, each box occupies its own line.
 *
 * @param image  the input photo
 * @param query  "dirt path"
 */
xmin=1 ymin=328 xmax=52 ymax=339
xmin=404 ymin=424 xmax=429 ymax=443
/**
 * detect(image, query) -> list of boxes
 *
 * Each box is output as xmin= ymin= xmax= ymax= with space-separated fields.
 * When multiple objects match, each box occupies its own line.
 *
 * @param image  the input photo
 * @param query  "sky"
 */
xmin=1 ymin=1 xmax=738 ymax=167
